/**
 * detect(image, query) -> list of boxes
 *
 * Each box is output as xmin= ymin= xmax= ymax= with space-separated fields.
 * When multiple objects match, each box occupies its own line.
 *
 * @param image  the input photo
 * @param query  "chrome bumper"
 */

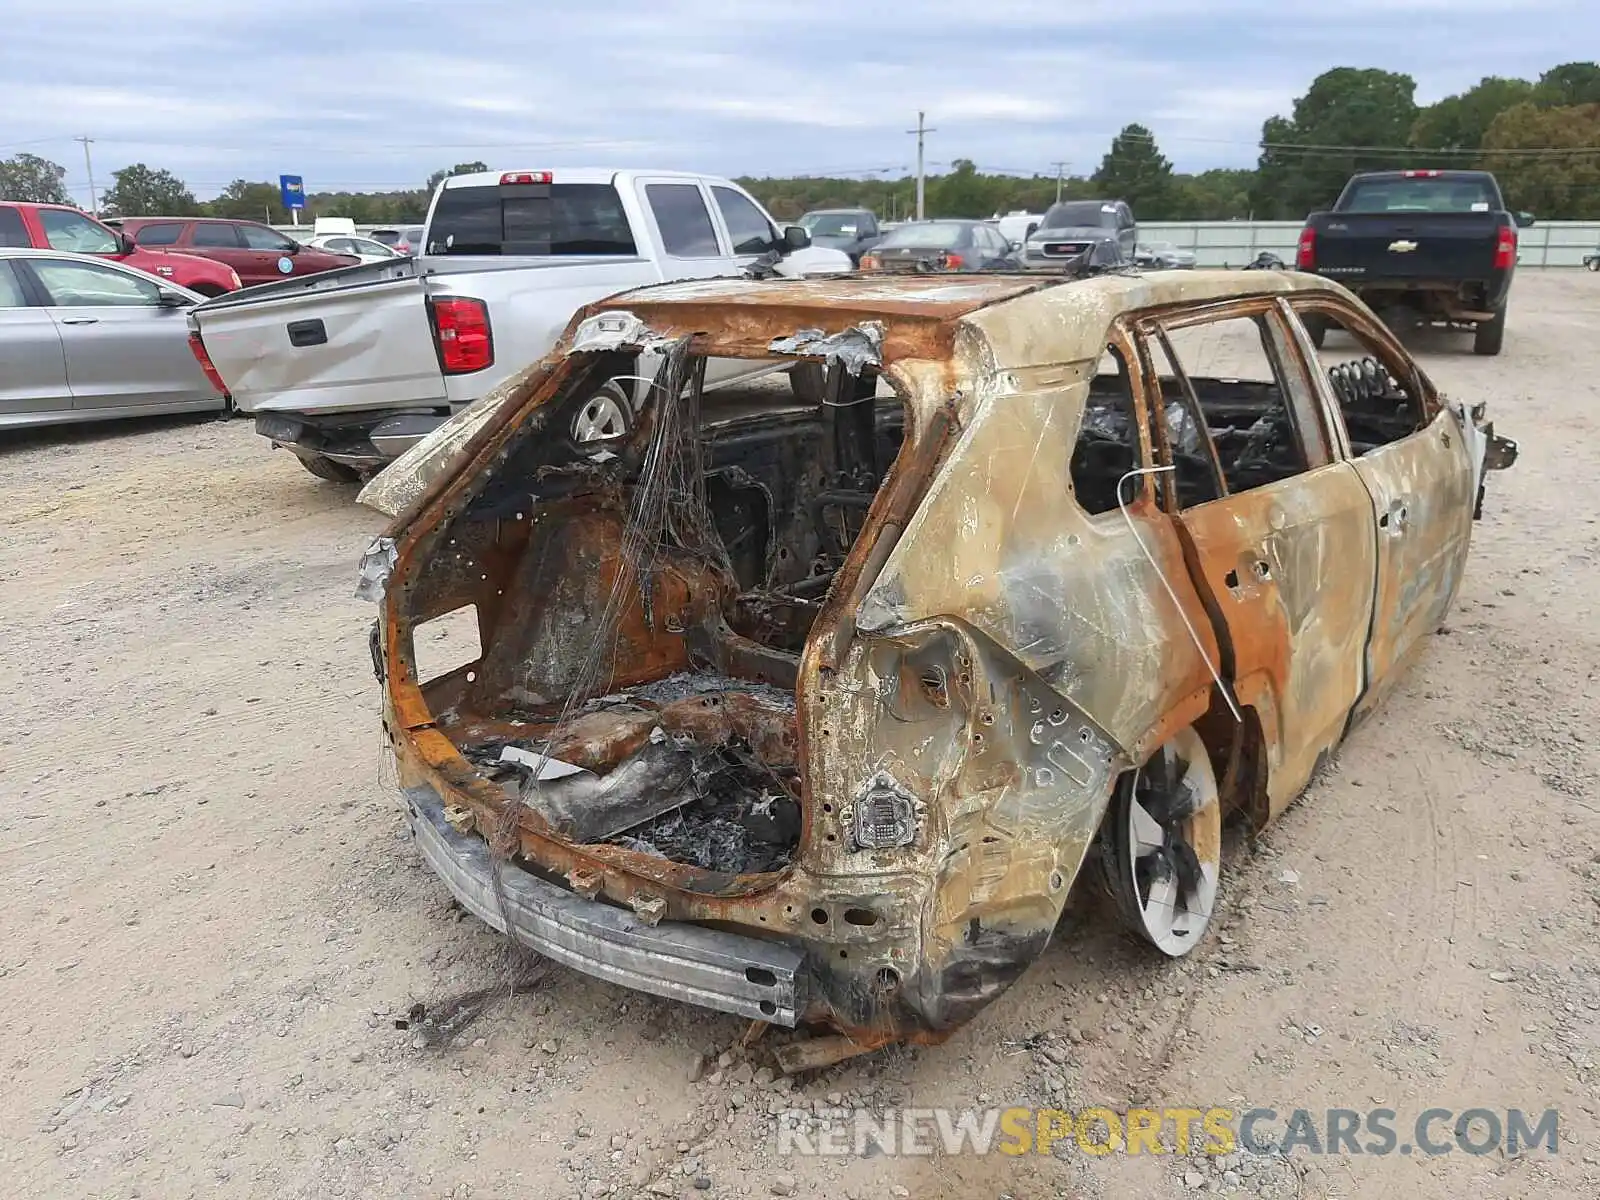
xmin=401 ymin=786 xmax=805 ymax=1025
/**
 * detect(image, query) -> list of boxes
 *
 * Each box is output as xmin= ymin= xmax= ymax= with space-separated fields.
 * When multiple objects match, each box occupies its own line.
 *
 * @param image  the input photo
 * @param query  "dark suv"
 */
xmin=1021 ymin=199 xmax=1136 ymax=270
xmin=110 ymin=217 xmax=359 ymax=287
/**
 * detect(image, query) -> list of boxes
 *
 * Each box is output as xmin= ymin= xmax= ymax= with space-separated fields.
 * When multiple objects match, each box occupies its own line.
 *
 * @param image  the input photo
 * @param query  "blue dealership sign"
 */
xmin=279 ymin=174 xmax=306 ymax=211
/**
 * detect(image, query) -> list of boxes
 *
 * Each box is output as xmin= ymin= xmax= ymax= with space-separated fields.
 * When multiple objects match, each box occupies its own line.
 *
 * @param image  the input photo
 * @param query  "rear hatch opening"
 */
xmin=387 ymin=339 xmax=912 ymax=894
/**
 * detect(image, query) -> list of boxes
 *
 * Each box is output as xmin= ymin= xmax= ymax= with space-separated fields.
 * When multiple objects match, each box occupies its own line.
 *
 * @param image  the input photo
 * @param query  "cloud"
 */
xmin=0 ymin=0 xmax=1592 ymax=201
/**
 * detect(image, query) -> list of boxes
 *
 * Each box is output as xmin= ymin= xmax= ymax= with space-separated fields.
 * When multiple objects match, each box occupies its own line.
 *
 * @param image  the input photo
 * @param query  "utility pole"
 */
xmin=907 ymin=111 xmax=936 ymax=220
xmin=1051 ymin=160 xmax=1070 ymax=203
xmin=75 ymin=136 xmax=97 ymax=216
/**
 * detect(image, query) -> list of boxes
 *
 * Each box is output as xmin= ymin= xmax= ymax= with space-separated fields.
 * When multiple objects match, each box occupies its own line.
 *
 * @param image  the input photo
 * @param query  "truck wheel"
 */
xmin=1588 ymin=259 xmax=1599 ymax=272
xmin=189 ymin=283 xmax=227 ymax=298
xmin=1473 ymin=307 xmax=1507 ymax=357
xmin=297 ymin=453 xmax=361 ymax=483
xmin=1304 ymin=317 xmax=1328 ymax=349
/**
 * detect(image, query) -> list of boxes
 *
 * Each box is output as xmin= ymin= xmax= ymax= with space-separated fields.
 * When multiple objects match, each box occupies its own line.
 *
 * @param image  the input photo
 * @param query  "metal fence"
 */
xmin=270 ymin=218 xmax=1600 ymax=267
xmin=1137 ymin=221 xmax=1600 ymax=269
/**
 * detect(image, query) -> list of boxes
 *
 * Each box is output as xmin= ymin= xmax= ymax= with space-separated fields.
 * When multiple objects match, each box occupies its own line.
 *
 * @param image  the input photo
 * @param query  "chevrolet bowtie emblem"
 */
xmin=1388 ymin=240 xmax=1418 ymax=253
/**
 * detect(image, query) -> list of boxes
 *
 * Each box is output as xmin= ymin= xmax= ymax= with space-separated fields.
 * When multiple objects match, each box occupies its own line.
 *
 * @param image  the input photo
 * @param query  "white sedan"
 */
xmin=304 ymin=234 xmax=401 ymax=263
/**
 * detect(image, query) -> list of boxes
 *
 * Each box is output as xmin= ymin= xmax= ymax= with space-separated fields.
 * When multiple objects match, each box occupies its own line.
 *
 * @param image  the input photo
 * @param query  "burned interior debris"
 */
xmin=407 ymin=323 xmax=902 ymax=885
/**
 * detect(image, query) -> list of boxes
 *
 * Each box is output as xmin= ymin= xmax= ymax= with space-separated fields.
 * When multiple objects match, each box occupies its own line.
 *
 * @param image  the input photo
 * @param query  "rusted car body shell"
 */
xmin=373 ymin=268 xmax=1496 ymax=1050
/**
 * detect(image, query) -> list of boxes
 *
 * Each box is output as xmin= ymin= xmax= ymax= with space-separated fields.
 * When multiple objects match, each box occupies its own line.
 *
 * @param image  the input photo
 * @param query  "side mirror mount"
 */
xmin=783 ymin=224 xmax=811 ymax=252
xmin=1515 ymin=211 xmax=1535 ymax=228
xmin=156 ymin=289 xmax=190 ymax=309
xmin=118 ymin=233 xmax=138 ymax=254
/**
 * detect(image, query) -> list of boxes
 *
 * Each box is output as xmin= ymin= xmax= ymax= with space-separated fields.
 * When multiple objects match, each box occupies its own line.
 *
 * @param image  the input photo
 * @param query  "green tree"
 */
xmin=1533 ymin=62 xmax=1600 ymax=108
xmin=103 ymin=163 xmax=199 ymax=216
xmin=205 ymin=179 xmax=290 ymax=223
xmin=1482 ymin=102 xmax=1600 ymax=219
xmin=928 ymin=158 xmax=1000 ymax=217
xmin=1171 ymin=169 xmax=1255 ymax=219
xmin=1409 ymin=76 xmax=1534 ymax=152
xmin=1252 ymin=67 xmax=1420 ymax=218
xmin=0 ymin=152 xmax=70 ymax=204
xmin=1092 ymin=124 xmax=1176 ymax=218
xmin=425 ymin=161 xmax=490 ymax=192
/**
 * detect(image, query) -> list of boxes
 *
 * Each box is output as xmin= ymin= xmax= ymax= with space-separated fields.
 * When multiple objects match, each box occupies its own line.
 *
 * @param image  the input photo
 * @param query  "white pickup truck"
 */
xmin=187 ymin=168 xmax=851 ymax=481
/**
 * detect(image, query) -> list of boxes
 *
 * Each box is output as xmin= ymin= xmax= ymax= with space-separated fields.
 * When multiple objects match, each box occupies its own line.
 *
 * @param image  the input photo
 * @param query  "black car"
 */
xmin=797 ymin=208 xmax=882 ymax=263
xmin=1296 ymin=169 xmax=1533 ymax=356
xmin=859 ymin=220 xmax=1021 ymax=273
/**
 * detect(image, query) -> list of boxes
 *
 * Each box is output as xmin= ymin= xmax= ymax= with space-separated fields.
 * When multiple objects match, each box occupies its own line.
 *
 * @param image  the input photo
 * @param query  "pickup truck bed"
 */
xmin=187 ymin=168 xmax=852 ymax=482
xmin=1296 ymin=170 xmax=1526 ymax=356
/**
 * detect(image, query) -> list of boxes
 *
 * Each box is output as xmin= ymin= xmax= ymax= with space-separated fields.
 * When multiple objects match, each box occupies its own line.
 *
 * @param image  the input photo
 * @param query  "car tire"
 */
xmin=188 ymin=283 xmax=227 ymax=298
xmin=1096 ymin=725 xmax=1221 ymax=957
xmin=297 ymin=453 xmax=361 ymax=483
xmin=570 ymin=379 xmax=634 ymax=442
xmin=1473 ymin=306 xmax=1507 ymax=357
xmin=1588 ymin=259 xmax=1599 ymax=272
xmin=1305 ymin=318 xmax=1328 ymax=350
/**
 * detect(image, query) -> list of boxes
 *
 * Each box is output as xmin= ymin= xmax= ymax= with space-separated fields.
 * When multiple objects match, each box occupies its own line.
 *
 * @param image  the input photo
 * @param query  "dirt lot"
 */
xmin=3 ymin=271 xmax=1598 ymax=1200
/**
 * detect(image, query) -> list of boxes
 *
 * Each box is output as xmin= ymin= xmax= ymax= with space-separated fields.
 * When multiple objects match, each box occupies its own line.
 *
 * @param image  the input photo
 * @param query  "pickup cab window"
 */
xmin=1340 ymin=177 xmax=1496 ymax=213
xmin=646 ymin=184 xmax=721 ymax=258
xmin=712 ymin=186 xmax=779 ymax=256
xmin=39 ymin=209 xmax=119 ymax=254
xmin=428 ymin=184 xmax=637 ymax=256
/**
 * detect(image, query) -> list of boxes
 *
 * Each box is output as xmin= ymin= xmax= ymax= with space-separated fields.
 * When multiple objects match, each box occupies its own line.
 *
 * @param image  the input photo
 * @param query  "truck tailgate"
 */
xmin=191 ymin=262 xmax=445 ymax=415
xmin=1315 ymin=212 xmax=1502 ymax=281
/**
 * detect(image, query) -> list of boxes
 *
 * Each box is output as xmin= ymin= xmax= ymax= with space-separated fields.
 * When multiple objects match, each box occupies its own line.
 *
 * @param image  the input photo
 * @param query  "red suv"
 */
xmin=0 ymin=202 xmax=242 ymax=296
xmin=114 ymin=217 xmax=360 ymax=287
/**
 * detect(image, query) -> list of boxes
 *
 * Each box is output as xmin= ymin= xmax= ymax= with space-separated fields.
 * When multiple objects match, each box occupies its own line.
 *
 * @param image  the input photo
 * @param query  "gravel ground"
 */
xmin=2 ymin=271 xmax=1597 ymax=1199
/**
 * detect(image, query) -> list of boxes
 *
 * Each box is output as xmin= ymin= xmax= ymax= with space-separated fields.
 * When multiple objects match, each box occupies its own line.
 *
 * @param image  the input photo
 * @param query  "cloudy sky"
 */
xmin=0 ymin=0 xmax=1591 ymax=203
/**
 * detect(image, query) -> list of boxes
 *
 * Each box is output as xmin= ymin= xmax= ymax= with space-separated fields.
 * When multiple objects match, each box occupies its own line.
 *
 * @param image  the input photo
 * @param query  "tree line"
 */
xmin=3 ymin=62 xmax=1596 ymax=224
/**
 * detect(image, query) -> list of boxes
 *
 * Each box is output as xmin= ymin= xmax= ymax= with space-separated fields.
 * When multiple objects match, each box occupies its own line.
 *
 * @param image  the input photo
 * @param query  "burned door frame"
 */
xmin=1127 ymin=295 xmax=1380 ymax=822
xmin=1280 ymin=293 xmax=1477 ymax=729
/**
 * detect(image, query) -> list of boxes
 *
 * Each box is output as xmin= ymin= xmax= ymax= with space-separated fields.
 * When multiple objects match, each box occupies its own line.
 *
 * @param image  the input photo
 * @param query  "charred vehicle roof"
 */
xmin=363 ymin=267 xmax=1514 ymax=1070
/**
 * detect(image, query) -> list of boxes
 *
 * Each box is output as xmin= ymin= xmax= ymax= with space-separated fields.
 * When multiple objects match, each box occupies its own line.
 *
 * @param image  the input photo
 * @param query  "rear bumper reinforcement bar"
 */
xmin=401 ymin=786 xmax=805 ymax=1025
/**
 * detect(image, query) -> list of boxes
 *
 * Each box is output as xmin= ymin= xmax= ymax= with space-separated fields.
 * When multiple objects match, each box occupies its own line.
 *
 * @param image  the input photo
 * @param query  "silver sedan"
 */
xmin=0 ymin=247 xmax=225 ymax=429
xmin=1134 ymin=241 xmax=1197 ymax=269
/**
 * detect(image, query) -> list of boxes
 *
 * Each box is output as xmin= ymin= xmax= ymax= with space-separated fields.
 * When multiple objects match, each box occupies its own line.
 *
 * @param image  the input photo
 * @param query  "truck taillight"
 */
xmin=187 ymin=331 xmax=228 ymax=394
xmin=430 ymin=297 xmax=493 ymax=374
xmin=860 ymin=253 xmax=881 ymax=270
xmin=500 ymin=171 xmax=552 ymax=185
xmin=1296 ymin=226 xmax=1316 ymax=270
xmin=939 ymin=252 xmax=965 ymax=270
xmin=1493 ymin=225 xmax=1517 ymax=270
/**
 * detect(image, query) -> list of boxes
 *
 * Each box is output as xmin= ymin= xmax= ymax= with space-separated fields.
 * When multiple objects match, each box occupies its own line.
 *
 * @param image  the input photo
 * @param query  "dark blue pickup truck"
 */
xmin=1295 ymin=169 xmax=1533 ymax=356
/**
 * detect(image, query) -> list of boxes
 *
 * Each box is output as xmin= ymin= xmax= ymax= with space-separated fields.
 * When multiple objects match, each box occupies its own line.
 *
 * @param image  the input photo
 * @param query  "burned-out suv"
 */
xmin=361 ymin=269 xmax=1514 ymax=1069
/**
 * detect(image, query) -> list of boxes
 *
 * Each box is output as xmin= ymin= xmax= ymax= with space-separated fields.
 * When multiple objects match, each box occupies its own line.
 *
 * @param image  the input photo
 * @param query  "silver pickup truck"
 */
xmin=187 ymin=169 xmax=851 ymax=481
